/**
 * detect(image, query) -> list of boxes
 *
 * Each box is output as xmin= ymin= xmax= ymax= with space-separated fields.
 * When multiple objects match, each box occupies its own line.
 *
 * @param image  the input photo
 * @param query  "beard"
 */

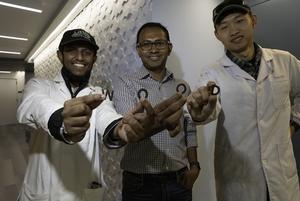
xmin=61 ymin=66 xmax=92 ymax=85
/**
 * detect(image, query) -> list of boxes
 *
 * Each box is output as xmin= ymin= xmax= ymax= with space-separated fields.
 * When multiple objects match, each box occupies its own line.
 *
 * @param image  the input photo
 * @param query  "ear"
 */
xmin=136 ymin=46 xmax=143 ymax=57
xmin=57 ymin=50 xmax=63 ymax=63
xmin=214 ymin=29 xmax=221 ymax=41
xmin=92 ymin=55 xmax=97 ymax=63
xmin=251 ymin=14 xmax=257 ymax=27
xmin=167 ymin=43 xmax=173 ymax=56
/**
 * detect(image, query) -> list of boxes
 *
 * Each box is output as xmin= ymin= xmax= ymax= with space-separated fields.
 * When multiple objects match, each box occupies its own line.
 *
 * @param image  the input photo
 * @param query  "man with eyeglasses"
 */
xmin=186 ymin=0 xmax=300 ymax=200
xmin=112 ymin=22 xmax=201 ymax=201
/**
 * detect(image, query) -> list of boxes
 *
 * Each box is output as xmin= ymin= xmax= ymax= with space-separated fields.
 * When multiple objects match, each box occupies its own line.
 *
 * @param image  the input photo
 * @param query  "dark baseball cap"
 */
xmin=58 ymin=28 xmax=99 ymax=51
xmin=213 ymin=0 xmax=251 ymax=25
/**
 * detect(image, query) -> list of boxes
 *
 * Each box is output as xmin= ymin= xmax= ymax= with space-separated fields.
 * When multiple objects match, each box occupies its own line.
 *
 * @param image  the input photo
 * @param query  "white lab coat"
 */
xmin=198 ymin=48 xmax=300 ymax=201
xmin=17 ymin=73 xmax=122 ymax=201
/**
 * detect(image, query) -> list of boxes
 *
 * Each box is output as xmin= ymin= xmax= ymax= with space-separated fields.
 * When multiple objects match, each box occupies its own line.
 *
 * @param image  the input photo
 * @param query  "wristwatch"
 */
xmin=189 ymin=161 xmax=201 ymax=170
xmin=60 ymin=124 xmax=75 ymax=145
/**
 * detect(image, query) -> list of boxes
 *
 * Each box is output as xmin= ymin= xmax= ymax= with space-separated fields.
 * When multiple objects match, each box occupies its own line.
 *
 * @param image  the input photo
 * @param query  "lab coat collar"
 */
xmin=219 ymin=54 xmax=255 ymax=81
xmin=53 ymin=71 xmax=93 ymax=97
xmin=53 ymin=72 xmax=71 ymax=97
xmin=219 ymin=47 xmax=274 ymax=82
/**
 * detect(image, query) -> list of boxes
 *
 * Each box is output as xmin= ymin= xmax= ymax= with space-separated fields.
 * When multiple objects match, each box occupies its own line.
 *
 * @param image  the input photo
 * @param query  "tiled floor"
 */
xmin=0 ymin=124 xmax=30 ymax=201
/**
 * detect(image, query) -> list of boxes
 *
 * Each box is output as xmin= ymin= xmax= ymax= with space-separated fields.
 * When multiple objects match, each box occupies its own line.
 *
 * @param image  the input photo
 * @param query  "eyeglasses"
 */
xmin=137 ymin=40 xmax=170 ymax=51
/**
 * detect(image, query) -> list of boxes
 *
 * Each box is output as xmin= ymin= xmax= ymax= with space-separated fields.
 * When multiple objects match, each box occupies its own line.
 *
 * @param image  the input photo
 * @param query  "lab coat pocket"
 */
xmin=277 ymin=142 xmax=297 ymax=180
xmin=270 ymin=79 xmax=289 ymax=108
xmin=83 ymin=187 xmax=104 ymax=201
xmin=19 ymin=183 xmax=49 ymax=201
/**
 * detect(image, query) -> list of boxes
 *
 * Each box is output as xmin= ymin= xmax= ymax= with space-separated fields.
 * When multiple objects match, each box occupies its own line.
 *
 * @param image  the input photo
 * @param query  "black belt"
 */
xmin=124 ymin=167 xmax=187 ymax=182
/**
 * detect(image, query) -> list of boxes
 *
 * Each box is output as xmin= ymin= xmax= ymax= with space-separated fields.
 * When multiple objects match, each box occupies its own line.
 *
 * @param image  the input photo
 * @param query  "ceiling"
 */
xmin=0 ymin=0 xmax=69 ymax=61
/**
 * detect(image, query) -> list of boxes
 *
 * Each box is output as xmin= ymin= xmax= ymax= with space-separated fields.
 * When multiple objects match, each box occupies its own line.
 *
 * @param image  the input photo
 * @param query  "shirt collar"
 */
xmin=136 ymin=66 xmax=174 ymax=83
xmin=225 ymin=43 xmax=262 ymax=69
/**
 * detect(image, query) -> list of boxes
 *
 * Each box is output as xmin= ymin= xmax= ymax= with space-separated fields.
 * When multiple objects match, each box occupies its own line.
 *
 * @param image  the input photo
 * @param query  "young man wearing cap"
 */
xmin=17 ymin=28 xmax=186 ymax=201
xmin=187 ymin=0 xmax=300 ymax=200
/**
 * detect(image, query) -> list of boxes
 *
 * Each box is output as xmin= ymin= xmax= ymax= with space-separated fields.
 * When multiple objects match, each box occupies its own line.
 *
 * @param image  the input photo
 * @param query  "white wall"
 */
xmin=152 ymin=1 xmax=223 ymax=201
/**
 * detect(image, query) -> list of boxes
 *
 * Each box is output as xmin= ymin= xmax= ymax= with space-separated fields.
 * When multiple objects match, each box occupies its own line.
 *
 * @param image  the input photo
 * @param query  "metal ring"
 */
xmin=137 ymin=88 xmax=148 ymax=99
xmin=176 ymin=83 xmax=187 ymax=94
xmin=210 ymin=84 xmax=220 ymax=95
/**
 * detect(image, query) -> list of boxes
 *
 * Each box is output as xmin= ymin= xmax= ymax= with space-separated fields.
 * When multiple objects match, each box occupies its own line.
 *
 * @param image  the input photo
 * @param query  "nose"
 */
xmin=150 ymin=44 xmax=159 ymax=53
xmin=229 ymin=23 xmax=239 ymax=36
xmin=75 ymin=50 xmax=84 ymax=60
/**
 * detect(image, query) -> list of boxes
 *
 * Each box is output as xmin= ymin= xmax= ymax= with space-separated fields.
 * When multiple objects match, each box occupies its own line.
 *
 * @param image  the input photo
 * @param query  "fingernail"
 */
xmin=94 ymin=94 xmax=103 ymax=99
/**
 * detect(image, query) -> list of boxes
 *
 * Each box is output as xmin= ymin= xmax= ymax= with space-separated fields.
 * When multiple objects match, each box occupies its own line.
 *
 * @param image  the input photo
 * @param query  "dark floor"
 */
xmin=0 ymin=124 xmax=299 ymax=201
xmin=0 ymin=124 xmax=30 ymax=201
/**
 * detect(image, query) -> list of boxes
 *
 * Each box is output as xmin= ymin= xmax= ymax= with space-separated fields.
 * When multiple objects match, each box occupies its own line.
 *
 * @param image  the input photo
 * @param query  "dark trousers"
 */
xmin=292 ymin=130 xmax=300 ymax=180
xmin=122 ymin=168 xmax=192 ymax=201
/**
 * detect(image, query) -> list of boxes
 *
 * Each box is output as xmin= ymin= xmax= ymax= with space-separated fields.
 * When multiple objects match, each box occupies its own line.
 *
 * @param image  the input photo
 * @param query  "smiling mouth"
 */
xmin=231 ymin=36 xmax=243 ymax=43
xmin=148 ymin=55 xmax=161 ymax=61
xmin=73 ymin=63 xmax=85 ymax=68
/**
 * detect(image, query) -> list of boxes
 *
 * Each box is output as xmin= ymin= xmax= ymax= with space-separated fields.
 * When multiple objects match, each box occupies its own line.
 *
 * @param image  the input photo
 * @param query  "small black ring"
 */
xmin=210 ymin=85 xmax=220 ymax=95
xmin=137 ymin=88 xmax=148 ymax=99
xmin=176 ymin=83 xmax=187 ymax=94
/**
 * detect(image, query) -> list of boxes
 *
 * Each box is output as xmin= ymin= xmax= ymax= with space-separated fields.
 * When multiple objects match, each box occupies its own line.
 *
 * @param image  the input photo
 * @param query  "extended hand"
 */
xmin=62 ymin=94 xmax=104 ymax=142
xmin=187 ymin=81 xmax=217 ymax=122
xmin=116 ymin=93 xmax=186 ymax=142
xmin=115 ymin=99 xmax=155 ymax=143
xmin=154 ymin=93 xmax=186 ymax=137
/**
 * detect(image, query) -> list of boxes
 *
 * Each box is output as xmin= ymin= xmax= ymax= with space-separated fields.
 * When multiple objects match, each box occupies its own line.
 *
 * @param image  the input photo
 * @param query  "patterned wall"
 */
xmin=33 ymin=0 xmax=152 ymax=200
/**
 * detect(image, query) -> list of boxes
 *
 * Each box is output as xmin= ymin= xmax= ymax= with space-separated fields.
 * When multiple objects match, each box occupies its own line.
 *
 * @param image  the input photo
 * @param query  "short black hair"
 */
xmin=136 ymin=22 xmax=170 ymax=44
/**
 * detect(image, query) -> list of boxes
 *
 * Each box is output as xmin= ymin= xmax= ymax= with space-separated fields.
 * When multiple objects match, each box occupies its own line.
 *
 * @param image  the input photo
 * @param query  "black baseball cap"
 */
xmin=58 ymin=28 xmax=99 ymax=51
xmin=213 ymin=0 xmax=251 ymax=26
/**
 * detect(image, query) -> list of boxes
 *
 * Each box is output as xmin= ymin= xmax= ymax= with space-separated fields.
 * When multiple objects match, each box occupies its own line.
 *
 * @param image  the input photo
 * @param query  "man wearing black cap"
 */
xmin=16 ymin=28 xmax=186 ymax=201
xmin=187 ymin=0 xmax=300 ymax=201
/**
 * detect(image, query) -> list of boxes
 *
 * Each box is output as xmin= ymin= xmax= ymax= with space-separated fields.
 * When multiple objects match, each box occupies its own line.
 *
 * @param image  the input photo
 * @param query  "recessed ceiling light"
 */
xmin=28 ymin=0 xmax=86 ymax=61
xmin=0 ymin=1 xmax=42 ymax=13
xmin=0 ymin=34 xmax=28 ymax=41
xmin=0 ymin=50 xmax=21 ymax=55
xmin=0 ymin=71 xmax=12 ymax=74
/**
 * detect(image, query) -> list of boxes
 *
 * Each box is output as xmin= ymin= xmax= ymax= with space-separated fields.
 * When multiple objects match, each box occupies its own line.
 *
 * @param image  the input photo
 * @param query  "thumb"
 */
xmin=131 ymin=101 xmax=144 ymax=114
xmin=140 ymin=99 xmax=155 ymax=117
xmin=85 ymin=94 xmax=104 ymax=110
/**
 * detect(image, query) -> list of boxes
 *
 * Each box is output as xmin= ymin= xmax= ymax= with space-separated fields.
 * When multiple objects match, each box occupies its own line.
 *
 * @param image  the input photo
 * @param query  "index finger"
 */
xmin=65 ymin=94 xmax=104 ymax=109
xmin=154 ymin=93 xmax=184 ymax=113
xmin=155 ymin=94 xmax=186 ymax=121
xmin=140 ymin=99 xmax=155 ymax=117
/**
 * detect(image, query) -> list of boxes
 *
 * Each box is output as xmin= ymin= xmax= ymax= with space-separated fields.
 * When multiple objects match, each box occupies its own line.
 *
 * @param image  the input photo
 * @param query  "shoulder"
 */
xmin=262 ymin=48 xmax=295 ymax=58
xmin=262 ymin=48 xmax=300 ymax=66
xmin=113 ymin=70 xmax=138 ymax=88
xmin=25 ymin=77 xmax=52 ymax=88
xmin=174 ymin=78 xmax=190 ymax=88
xmin=198 ymin=60 xmax=225 ymax=78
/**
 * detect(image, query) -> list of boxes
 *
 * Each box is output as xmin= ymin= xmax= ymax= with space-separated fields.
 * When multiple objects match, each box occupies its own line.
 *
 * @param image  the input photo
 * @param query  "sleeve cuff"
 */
xmin=102 ymin=118 xmax=127 ymax=149
xmin=48 ymin=107 xmax=74 ymax=144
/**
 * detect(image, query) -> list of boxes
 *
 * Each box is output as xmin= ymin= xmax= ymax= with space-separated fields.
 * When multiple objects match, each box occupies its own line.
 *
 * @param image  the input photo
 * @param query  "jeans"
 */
xmin=122 ymin=169 xmax=192 ymax=201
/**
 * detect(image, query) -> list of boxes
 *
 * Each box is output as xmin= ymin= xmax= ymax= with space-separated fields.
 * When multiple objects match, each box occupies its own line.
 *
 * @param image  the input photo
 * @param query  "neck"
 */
xmin=231 ymin=43 xmax=255 ymax=61
xmin=148 ymin=67 xmax=166 ymax=81
xmin=61 ymin=66 xmax=90 ymax=88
